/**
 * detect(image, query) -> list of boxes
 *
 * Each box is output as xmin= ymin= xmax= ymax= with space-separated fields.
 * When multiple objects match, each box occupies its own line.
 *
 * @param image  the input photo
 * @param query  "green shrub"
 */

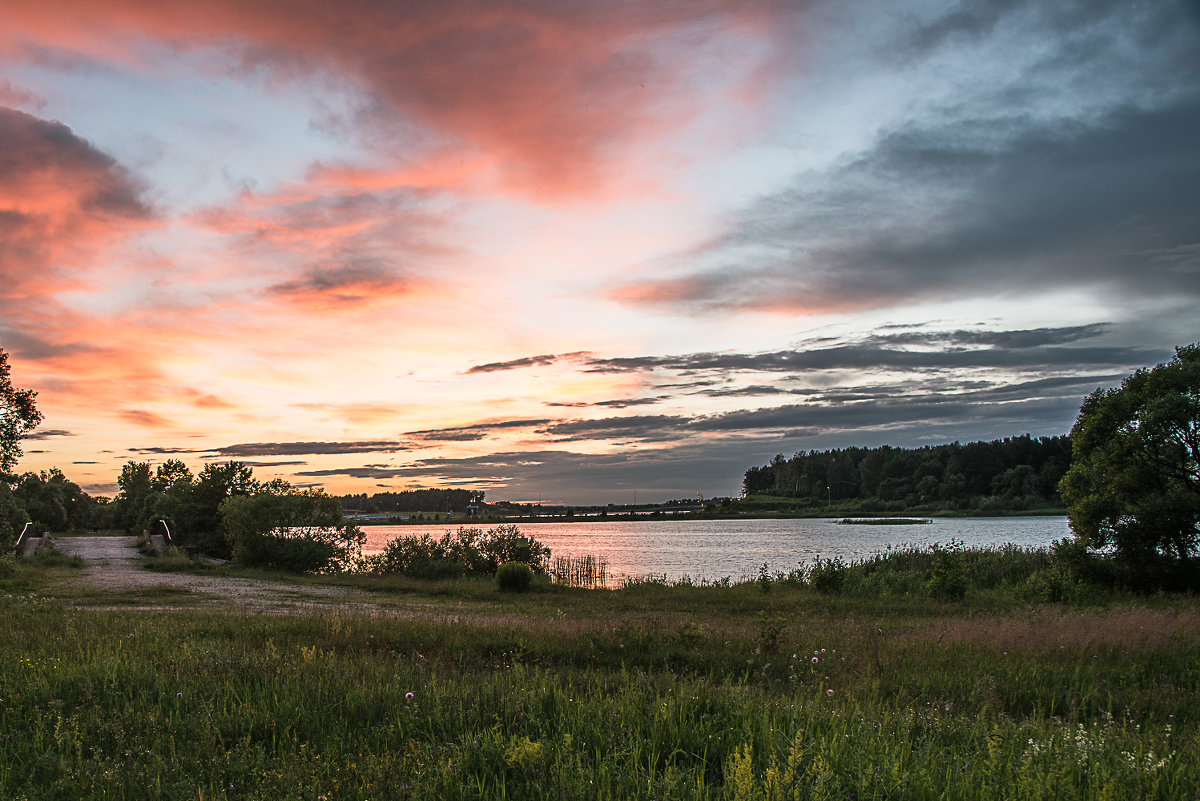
xmin=496 ymin=560 xmax=532 ymax=592
xmin=927 ymin=540 xmax=968 ymax=600
xmin=367 ymin=525 xmax=550 ymax=579
xmin=808 ymin=555 xmax=848 ymax=594
xmin=221 ymin=490 xmax=363 ymax=573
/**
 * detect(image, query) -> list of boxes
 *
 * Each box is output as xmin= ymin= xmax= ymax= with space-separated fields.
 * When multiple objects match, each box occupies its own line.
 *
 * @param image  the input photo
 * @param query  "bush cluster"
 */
xmin=221 ymin=491 xmax=364 ymax=574
xmin=807 ymin=555 xmax=848 ymax=594
xmin=496 ymin=560 xmax=533 ymax=592
xmin=365 ymin=524 xmax=550 ymax=579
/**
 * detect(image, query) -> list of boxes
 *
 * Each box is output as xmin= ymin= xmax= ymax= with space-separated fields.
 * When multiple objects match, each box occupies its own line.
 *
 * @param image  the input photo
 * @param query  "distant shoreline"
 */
xmin=347 ymin=507 xmax=1068 ymax=525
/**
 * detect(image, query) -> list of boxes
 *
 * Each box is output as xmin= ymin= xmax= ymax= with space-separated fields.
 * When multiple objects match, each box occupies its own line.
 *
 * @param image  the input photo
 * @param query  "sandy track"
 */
xmin=48 ymin=536 xmax=377 ymax=612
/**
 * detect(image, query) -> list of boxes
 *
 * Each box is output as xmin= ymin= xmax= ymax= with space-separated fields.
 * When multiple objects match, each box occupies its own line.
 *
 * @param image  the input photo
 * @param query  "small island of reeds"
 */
xmin=836 ymin=516 xmax=932 ymax=525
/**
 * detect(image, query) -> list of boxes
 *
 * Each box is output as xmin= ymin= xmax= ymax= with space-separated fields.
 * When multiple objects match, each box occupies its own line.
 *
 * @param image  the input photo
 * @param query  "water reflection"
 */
xmin=361 ymin=517 xmax=1069 ymax=582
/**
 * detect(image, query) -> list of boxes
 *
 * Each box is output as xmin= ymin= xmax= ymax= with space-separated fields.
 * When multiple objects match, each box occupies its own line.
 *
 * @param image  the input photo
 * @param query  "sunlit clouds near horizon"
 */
xmin=3 ymin=0 xmax=1198 ymax=503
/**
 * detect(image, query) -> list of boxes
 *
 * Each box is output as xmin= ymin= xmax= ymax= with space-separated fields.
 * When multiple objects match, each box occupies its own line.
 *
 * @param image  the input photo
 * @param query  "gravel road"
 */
xmin=48 ymin=536 xmax=374 ymax=612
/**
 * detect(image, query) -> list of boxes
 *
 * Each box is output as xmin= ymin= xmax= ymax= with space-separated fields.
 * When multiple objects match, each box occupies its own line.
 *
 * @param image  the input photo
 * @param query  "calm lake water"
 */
xmin=361 ymin=516 xmax=1070 ymax=582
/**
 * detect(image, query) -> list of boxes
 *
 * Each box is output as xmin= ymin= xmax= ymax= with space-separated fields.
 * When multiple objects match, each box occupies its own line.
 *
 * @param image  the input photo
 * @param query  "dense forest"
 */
xmin=742 ymin=434 xmax=1071 ymax=513
xmin=337 ymin=488 xmax=483 ymax=514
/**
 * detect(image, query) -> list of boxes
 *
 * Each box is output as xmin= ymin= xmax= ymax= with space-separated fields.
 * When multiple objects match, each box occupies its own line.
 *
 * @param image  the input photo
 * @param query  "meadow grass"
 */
xmin=1 ymin=551 xmax=1197 ymax=799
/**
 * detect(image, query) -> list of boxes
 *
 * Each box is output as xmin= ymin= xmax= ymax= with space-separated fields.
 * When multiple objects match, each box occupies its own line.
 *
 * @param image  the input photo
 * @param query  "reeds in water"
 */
xmin=551 ymin=553 xmax=609 ymax=588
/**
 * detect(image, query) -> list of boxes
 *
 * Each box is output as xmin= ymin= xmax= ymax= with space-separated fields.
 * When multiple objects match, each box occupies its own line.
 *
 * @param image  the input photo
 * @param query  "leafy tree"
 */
xmin=14 ymin=471 xmax=67 ymax=531
xmin=0 ymin=482 xmax=27 ymax=549
xmin=168 ymin=461 xmax=260 ymax=557
xmin=221 ymin=489 xmax=363 ymax=573
xmin=153 ymin=459 xmax=193 ymax=492
xmin=0 ymin=349 xmax=43 ymax=479
xmin=1060 ymin=345 xmax=1200 ymax=564
xmin=115 ymin=461 xmax=155 ymax=533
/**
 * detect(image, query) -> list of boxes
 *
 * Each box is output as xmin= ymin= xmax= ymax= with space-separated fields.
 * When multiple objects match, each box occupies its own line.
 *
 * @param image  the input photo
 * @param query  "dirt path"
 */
xmin=48 ymin=536 xmax=383 ymax=613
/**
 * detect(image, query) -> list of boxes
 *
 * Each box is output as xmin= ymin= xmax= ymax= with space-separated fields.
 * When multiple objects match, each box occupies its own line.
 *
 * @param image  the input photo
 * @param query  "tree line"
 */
xmin=338 ymin=488 xmax=483 ymax=515
xmin=742 ymin=434 xmax=1072 ymax=513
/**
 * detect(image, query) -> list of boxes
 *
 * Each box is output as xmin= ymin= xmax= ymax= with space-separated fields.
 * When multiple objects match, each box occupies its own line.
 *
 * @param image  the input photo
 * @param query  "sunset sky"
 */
xmin=3 ymin=0 xmax=1198 ymax=504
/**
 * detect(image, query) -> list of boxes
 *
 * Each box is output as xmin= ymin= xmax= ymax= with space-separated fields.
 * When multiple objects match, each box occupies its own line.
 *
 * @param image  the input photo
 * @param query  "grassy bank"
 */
xmin=1 ymin=552 xmax=1197 ymax=799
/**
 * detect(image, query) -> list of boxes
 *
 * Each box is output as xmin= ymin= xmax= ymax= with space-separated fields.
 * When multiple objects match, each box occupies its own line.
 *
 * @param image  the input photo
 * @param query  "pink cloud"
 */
xmin=0 ymin=79 xmax=46 ymax=110
xmin=0 ymin=108 xmax=152 ymax=314
xmin=269 ymin=262 xmax=424 ymax=311
xmin=118 ymin=409 xmax=173 ymax=428
xmin=191 ymin=183 xmax=451 ymax=311
xmin=3 ymin=0 xmax=790 ymax=198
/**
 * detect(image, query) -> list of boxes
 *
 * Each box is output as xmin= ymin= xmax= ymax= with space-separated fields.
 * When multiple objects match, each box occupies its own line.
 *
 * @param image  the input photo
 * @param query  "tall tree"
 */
xmin=153 ymin=459 xmax=194 ymax=492
xmin=0 ymin=349 xmax=43 ymax=478
xmin=115 ymin=461 xmax=155 ymax=533
xmin=1060 ymin=345 xmax=1200 ymax=563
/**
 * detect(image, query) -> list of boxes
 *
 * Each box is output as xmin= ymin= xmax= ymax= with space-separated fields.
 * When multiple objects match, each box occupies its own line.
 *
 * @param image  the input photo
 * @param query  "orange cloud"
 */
xmin=118 ymin=409 xmax=173 ymax=428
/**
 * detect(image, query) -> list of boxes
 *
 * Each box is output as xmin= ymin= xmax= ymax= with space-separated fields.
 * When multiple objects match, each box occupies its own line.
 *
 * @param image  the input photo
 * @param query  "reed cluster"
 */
xmin=550 ymin=553 xmax=609 ymax=588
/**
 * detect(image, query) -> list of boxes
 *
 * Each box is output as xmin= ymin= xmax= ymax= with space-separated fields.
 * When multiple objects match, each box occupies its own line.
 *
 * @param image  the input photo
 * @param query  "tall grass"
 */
xmin=550 ymin=553 xmax=609 ymax=588
xmin=3 ymin=544 xmax=1198 ymax=798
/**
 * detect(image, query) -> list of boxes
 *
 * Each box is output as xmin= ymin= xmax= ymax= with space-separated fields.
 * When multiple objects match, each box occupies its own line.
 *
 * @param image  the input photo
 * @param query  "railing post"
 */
xmin=14 ymin=522 xmax=34 ymax=554
xmin=14 ymin=523 xmax=41 ymax=557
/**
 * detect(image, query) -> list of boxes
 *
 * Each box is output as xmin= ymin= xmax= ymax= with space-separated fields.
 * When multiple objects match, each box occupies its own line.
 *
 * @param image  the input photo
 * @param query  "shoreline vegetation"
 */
xmin=343 ymin=494 xmax=1065 ymax=525
xmin=2 ymin=537 xmax=1197 ymax=799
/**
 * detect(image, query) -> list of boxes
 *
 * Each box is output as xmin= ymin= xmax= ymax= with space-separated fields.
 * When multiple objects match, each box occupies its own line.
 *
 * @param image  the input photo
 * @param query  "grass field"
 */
xmin=1 ymin=548 xmax=1197 ymax=800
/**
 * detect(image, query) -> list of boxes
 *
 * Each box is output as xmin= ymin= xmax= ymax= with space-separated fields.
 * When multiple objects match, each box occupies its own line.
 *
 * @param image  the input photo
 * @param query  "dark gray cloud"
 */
xmin=215 ymin=441 xmax=407 ymax=457
xmin=582 ymin=341 xmax=1164 ymax=376
xmin=22 ymin=428 xmax=75 ymax=440
xmin=467 ymin=354 xmax=560 ymax=373
xmin=546 ymin=397 xmax=664 ymax=409
xmin=613 ymin=96 xmax=1200 ymax=314
xmin=435 ymin=324 xmax=1162 ymax=457
xmin=865 ymin=324 xmax=1113 ymax=350
xmin=458 ymin=325 xmax=1154 ymax=379
xmin=695 ymin=385 xmax=814 ymax=398
xmin=691 ymin=394 xmax=1080 ymax=438
xmin=608 ymin=0 xmax=1200 ymax=317
xmin=129 ymin=441 xmax=407 ymax=457
xmin=539 ymin=415 xmax=691 ymax=443
xmin=404 ymin=419 xmax=554 ymax=441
